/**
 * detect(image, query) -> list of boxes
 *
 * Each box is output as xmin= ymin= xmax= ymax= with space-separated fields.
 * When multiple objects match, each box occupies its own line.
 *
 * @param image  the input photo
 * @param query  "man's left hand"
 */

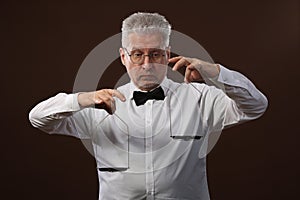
xmin=169 ymin=56 xmax=220 ymax=83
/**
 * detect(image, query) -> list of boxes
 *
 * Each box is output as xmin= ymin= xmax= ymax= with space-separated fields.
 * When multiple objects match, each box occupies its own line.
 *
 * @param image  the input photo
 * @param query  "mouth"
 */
xmin=139 ymin=75 xmax=156 ymax=80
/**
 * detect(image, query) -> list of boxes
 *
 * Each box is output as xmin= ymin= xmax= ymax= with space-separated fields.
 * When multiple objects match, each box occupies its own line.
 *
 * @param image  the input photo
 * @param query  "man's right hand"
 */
xmin=77 ymin=89 xmax=126 ymax=114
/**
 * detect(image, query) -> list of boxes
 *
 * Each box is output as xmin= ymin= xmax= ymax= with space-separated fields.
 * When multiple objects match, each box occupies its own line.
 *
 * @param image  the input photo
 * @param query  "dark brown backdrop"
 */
xmin=1 ymin=0 xmax=299 ymax=199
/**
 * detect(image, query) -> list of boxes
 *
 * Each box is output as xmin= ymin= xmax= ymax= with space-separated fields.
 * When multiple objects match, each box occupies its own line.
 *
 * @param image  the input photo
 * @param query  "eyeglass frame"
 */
xmin=122 ymin=47 xmax=169 ymax=65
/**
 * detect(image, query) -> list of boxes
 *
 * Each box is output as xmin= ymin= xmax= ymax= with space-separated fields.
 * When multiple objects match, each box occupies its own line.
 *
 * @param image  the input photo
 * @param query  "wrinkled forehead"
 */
xmin=126 ymin=32 xmax=165 ymax=51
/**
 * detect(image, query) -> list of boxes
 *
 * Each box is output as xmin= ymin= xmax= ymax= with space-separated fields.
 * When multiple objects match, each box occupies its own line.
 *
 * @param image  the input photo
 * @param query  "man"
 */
xmin=29 ymin=12 xmax=268 ymax=200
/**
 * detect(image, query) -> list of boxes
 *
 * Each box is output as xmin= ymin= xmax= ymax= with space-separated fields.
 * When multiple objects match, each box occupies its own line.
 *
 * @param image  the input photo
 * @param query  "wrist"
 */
xmin=78 ymin=92 xmax=94 ymax=107
xmin=200 ymin=63 xmax=220 ymax=79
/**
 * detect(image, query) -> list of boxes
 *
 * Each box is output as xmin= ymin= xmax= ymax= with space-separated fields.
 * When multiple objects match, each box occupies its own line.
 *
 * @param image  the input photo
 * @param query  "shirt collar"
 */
xmin=128 ymin=77 xmax=171 ymax=100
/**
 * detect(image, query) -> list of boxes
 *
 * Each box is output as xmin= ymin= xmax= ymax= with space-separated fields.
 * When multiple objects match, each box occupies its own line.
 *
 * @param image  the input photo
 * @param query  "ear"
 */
xmin=119 ymin=48 xmax=126 ymax=65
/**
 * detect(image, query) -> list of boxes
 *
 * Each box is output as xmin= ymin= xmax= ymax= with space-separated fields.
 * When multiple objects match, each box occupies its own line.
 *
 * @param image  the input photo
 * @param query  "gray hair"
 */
xmin=121 ymin=12 xmax=172 ymax=49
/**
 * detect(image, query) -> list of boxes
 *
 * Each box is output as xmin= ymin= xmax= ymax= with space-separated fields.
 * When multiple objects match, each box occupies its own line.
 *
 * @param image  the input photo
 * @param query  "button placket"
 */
xmin=144 ymin=101 xmax=155 ymax=197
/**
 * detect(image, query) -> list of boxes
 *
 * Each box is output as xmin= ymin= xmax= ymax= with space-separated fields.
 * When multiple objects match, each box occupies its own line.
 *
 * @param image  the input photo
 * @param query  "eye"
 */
xmin=151 ymin=52 xmax=161 ymax=58
xmin=133 ymin=53 xmax=142 ymax=57
xmin=131 ymin=50 xmax=143 ymax=58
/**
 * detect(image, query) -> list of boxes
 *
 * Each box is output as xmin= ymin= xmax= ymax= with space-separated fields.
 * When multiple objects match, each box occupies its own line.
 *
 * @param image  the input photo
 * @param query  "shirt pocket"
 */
xmin=92 ymin=114 xmax=129 ymax=172
xmin=167 ymin=84 xmax=209 ymax=141
xmin=169 ymin=101 xmax=207 ymax=141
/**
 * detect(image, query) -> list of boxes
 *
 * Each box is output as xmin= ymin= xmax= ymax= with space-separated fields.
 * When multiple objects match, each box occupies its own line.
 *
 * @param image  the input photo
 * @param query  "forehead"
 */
xmin=127 ymin=32 xmax=164 ymax=50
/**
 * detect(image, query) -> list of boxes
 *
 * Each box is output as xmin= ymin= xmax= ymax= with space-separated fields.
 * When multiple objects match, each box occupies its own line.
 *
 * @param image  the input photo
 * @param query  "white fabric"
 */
xmin=29 ymin=65 xmax=268 ymax=200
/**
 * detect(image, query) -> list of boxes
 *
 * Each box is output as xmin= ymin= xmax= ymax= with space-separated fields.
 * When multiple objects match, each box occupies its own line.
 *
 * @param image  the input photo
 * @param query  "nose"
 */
xmin=141 ymin=55 xmax=152 ymax=70
xmin=143 ymin=55 xmax=151 ymax=64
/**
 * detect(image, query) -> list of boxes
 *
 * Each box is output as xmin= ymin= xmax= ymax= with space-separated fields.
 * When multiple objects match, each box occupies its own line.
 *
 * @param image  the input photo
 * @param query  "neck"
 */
xmin=138 ymin=84 xmax=160 ymax=92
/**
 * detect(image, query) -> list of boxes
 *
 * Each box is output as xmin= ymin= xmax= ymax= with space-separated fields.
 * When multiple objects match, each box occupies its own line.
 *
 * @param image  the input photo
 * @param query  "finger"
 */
xmin=191 ymin=70 xmax=203 ymax=81
xmin=108 ymin=89 xmax=126 ymax=102
xmin=103 ymin=99 xmax=115 ymax=115
xmin=172 ymin=58 xmax=189 ymax=71
xmin=95 ymin=90 xmax=114 ymax=103
xmin=94 ymin=98 xmax=103 ymax=104
xmin=93 ymin=91 xmax=104 ymax=104
xmin=96 ymin=90 xmax=122 ymax=115
xmin=184 ymin=66 xmax=192 ymax=83
xmin=168 ymin=56 xmax=182 ymax=63
xmin=185 ymin=64 xmax=198 ymax=83
xmin=94 ymin=90 xmax=113 ymax=108
xmin=95 ymin=102 xmax=114 ymax=115
xmin=96 ymin=96 xmax=115 ymax=114
xmin=110 ymin=100 xmax=116 ymax=114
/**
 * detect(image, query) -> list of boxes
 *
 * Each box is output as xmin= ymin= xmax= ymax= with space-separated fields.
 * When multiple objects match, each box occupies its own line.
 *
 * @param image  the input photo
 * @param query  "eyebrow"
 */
xmin=130 ymin=47 xmax=163 ymax=51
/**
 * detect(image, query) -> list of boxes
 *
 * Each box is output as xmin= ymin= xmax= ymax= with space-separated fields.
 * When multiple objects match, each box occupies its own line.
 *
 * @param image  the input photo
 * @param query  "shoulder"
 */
xmin=166 ymin=79 xmax=225 ymax=99
xmin=115 ymin=82 xmax=133 ymax=101
xmin=166 ymin=79 xmax=208 ymax=95
xmin=116 ymin=82 xmax=131 ymax=93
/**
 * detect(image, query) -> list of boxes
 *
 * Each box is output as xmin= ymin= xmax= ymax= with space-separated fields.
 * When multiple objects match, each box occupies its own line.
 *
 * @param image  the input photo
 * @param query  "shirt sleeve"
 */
xmin=206 ymin=64 xmax=268 ymax=129
xmin=28 ymin=92 xmax=98 ymax=139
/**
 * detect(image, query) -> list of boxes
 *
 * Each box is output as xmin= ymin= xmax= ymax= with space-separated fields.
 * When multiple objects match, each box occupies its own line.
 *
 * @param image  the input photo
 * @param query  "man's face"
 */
xmin=120 ymin=32 xmax=170 ymax=91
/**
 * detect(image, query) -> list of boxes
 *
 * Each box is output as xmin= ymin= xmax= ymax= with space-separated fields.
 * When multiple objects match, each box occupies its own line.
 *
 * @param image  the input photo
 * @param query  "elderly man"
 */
xmin=29 ymin=12 xmax=268 ymax=200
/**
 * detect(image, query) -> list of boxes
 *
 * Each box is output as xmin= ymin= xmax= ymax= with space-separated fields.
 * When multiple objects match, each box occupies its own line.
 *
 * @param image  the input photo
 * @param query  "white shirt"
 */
xmin=29 ymin=65 xmax=268 ymax=200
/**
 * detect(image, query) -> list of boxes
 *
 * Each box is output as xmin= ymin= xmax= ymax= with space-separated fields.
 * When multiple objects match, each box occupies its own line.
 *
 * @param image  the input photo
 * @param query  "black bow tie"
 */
xmin=133 ymin=86 xmax=165 ymax=106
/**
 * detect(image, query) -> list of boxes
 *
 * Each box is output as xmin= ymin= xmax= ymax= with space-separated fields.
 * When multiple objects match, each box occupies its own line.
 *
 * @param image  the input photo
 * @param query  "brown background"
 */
xmin=1 ymin=0 xmax=299 ymax=199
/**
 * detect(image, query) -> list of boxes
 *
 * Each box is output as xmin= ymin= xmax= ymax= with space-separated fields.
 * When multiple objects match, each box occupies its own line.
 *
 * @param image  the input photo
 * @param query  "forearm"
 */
xmin=29 ymin=89 xmax=123 ymax=138
xmin=29 ymin=93 xmax=82 ymax=132
xmin=209 ymin=65 xmax=268 ymax=124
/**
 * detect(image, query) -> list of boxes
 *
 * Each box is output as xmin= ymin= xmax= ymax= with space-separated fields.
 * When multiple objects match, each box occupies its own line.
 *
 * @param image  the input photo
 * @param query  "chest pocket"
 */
xmin=92 ymin=114 xmax=129 ymax=172
xmin=168 ymin=85 xmax=207 ymax=141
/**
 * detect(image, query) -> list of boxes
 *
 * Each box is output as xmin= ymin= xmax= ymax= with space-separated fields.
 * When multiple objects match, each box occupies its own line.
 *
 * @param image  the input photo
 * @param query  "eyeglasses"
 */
xmin=123 ymin=48 xmax=167 ymax=65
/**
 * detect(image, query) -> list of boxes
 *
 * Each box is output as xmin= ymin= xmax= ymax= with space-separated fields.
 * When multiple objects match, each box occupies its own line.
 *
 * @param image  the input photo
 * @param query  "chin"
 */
xmin=138 ymin=82 xmax=159 ymax=91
